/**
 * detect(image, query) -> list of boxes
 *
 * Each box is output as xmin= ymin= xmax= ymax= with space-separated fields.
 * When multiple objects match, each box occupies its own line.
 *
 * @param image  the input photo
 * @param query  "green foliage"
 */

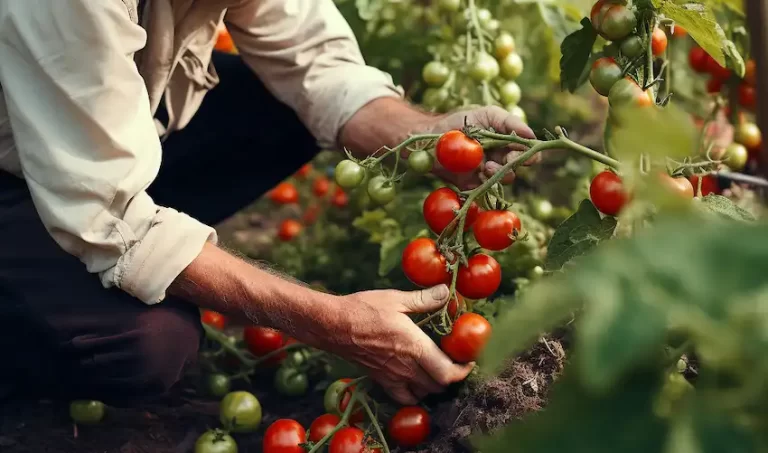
xmin=699 ymin=194 xmax=756 ymax=222
xmin=559 ymin=18 xmax=598 ymax=92
xmin=545 ymin=200 xmax=617 ymax=271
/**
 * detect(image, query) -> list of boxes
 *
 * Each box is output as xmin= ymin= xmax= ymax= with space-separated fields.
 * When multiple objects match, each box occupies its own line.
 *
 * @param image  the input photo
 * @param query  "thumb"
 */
xmin=401 ymin=284 xmax=450 ymax=314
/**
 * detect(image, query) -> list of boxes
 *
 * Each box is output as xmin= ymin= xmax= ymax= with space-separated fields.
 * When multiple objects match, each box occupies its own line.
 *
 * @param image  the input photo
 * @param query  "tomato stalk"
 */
xmin=359 ymin=397 xmax=391 ymax=453
xmin=202 ymin=324 xmax=307 ymax=371
xmin=467 ymin=0 xmax=488 ymax=54
xmin=370 ymin=134 xmax=442 ymax=166
xmin=306 ymin=384 xmax=365 ymax=453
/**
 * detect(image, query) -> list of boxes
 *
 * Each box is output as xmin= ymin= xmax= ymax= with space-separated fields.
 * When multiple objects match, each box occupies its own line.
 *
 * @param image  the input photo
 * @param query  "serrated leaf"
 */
xmin=545 ymin=200 xmax=617 ymax=271
xmin=378 ymin=234 xmax=408 ymax=277
xmin=699 ymin=194 xmax=756 ymax=222
xmin=560 ymin=18 xmax=598 ymax=92
xmin=653 ymin=0 xmax=727 ymax=65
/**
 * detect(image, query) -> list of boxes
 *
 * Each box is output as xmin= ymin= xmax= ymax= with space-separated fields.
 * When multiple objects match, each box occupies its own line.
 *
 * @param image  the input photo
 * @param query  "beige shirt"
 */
xmin=0 ymin=0 xmax=402 ymax=304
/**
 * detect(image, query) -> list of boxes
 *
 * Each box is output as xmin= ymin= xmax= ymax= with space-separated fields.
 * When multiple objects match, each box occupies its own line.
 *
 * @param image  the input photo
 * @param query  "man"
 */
xmin=0 ymin=0 xmax=534 ymax=406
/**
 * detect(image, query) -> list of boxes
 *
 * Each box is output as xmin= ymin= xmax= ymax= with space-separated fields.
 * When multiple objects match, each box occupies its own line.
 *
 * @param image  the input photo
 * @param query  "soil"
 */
xmin=0 ymin=338 xmax=564 ymax=453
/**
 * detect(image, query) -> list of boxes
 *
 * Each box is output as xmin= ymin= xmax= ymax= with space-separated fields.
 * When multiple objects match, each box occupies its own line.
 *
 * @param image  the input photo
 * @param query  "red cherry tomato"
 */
xmin=278 ymin=219 xmax=302 ymax=242
xmin=688 ymin=175 xmax=720 ymax=196
xmin=706 ymin=57 xmax=731 ymax=81
xmin=244 ymin=327 xmax=286 ymax=365
xmin=688 ymin=47 xmax=709 ymax=73
xmin=270 ymin=182 xmax=299 ymax=204
xmin=472 ymin=210 xmax=522 ymax=251
xmin=447 ymin=293 xmax=465 ymax=319
xmin=201 ymin=310 xmax=226 ymax=330
xmin=744 ymin=59 xmax=756 ymax=86
xmin=671 ymin=25 xmax=687 ymax=37
xmin=296 ymin=163 xmax=313 ymax=179
xmin=263 ymin=419 xmax=306 ymax=453
xmin=590 ymin=171 xmax=629 ymax=216
xmin=435 ymin=130 xmax=484 ymax=173
xmin=329 ymin=427 xmax=380 ymax=453
xmin=309 ymin=414 xmax=341 ymax=443
xmin=738 ymin=83 xmax=756 ymax=110
xmin=440 ymin=313 xmax=492 ymax=363
xmin=422 ymin=188 xmax=480 ymax=234
xmin=401 ymin=238 xmax=450 ymax=288
xmin=706 ymin=77 xmax=724 ymax=94
xmin=651 ymin=27 xmax=668 ymax=56
xmin=658 ymin=173 xmax=694 ymax=198
xmin=313 ymin=177 xmax=331 ymax=197
xmin=388 ymin=406 xmax=431 ymax=447
xmin=456 ymin=254 xmax=501 ymax=300
xmin=332 ymin=188 xmax=349 ymax=208
xmin=302 ymin=205 xmax=321 ymax=225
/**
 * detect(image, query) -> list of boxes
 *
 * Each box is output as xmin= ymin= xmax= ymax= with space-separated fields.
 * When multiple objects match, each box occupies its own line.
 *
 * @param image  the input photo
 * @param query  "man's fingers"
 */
xmin=483 ymin=161 xmax=516 ymax=184
xmin=381 ymin=382 xmax=419 ymax=405
xmin=418 ymin=339 xmax=475 ymax=387
xmin=505 ymin=150 xmax=542 ymax=166
xmin=412 ymin=367 xmax=446 ymax=394
xmin=400 ymin=285 xmax=450 ymax=314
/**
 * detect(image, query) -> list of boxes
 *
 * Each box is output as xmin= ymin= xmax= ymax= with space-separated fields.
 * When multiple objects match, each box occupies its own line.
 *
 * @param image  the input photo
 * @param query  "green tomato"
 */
xmin=274 ymin=366 xmax=309 ymax=397
xmin=475 ymin=8 xmax=493 ymax=29
xmin=367 ymin=175 xmax=396 ymax=205
xmin=422 ymin=88 xmax=450 ymax=109
xmin=602 ymin=41 xmax=621 ymax=59
xmin=485 ymin=19 xmax=500 ymax=32
xmin=469 ymin=52 xmax=500 ymax=82
xmin=408 ymin=150 xmax=434 ymax=174
xmin=219 ymin=391 xmax=262 ymax=433
xmin=506 ymin=104 xmax=527 ymax=123
xmin=324 ymin=379 xmax=351 ymax=414
xmin=589 ymin=57 xmax=623 ymax=96
xmin=500 ymin=53 xmax=524 ymax=80
xmin=195 ymin=429 xmax=238 ymax=453
xmin=69 ymin=400 xmax=106 ymax=425
xmin=380 ymin=5 xmax=397 ymax=21
xmin=620 ymin=35 xmax=645 ymax=58
xmin=724 ymin=143 xmax=749 ymax=171
xmin=529 ymin=265 xmax=545 ymax=280
xmin=494 ymin=32 xmax=516 ymax=60
xmin=437 ymin=0 xmax=461 ymax=12
xmin=607 ymin=77 xmax=649 ymax=107
xmin=600 ymin=5 xmax=637 ymax=41
xmin=499 ymin=81 xmax=522 ymax=105
xmin=422 ymin=61 xmax=451 ymax=87
xmin=531 ymin=198 xmax=554 ymax=220
xmin=676 ymin=358 xmax=687 ymax=373
xmin=284 ymin=348 xmax=311 ymax=368
xmin=207 ymin=374 xmax=232 ymax=398
xmin=334 ymin=160 xmax=366 ymax=189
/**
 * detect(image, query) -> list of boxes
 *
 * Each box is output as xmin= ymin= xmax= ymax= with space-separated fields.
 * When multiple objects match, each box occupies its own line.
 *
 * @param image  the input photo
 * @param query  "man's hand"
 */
xmin=329 ymin=284 xmax=474 ymax=404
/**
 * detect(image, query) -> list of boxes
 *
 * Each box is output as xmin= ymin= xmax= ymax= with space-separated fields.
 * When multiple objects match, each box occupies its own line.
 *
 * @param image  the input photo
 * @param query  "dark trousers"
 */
xmin=0 ymin=53 xmax=319 ymax=405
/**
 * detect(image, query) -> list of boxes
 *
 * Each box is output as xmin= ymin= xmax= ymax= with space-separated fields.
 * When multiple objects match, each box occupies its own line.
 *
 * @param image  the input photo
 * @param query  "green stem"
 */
xmin=203 ymin=324 xmax=255 ymax=366
xmin=371 ymin=134 xmax=442 ymax=165
xmin=251 ymin=342 xmax=306 ymax=367
xmin=360 ymin=398 xmax=391 ymax=453
xmin=467 ymin=0 xmax=487 ymax=54
xmin=307 ymin=388 xmax=363 ymax=453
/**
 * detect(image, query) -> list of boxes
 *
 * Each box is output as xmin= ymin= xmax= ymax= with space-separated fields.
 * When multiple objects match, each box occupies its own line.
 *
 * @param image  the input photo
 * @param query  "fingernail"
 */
xmin=430 ymin=285 xmax=449 ymax=301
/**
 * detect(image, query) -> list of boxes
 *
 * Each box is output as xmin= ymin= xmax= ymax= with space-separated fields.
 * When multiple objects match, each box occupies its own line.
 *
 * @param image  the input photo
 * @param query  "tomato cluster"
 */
xmin=589 ymin=170 xmax=699 ymax=216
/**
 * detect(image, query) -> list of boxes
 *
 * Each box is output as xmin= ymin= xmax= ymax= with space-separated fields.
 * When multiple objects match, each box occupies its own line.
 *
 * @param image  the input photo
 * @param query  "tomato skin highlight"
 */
xmin=440 ymin=313 xmax=492 ymax=363
xmin=278 ymin=219 xmax=303 ymax=242
xmin=472 ymin=210 xmax=522 ymax=251
xmin=309 ymin=414 xmax=341 ymax=443
xmin=201 ymin=310 xmax=226 ymax=330
xmin=651 ymin=27 xmax=668 ymax=56
xmin=456 ymin=254 xmax=502 ymax=300
xmin=402 ymin=238 xmax=451 ymax=288
xmin=435 ymin=130 xmax=484 ymax=174
xmin=590 ymin=171 xmax=629 ymax=216
xmin=389 ymin=406 xmax=431 ymax=447
xmin=269 ymin=182 xmax=299 ymax=204
xmin=263 ymin=419 xmax=306 ymax=453
xmin=423 ymin=188 xmax=480 ymax=234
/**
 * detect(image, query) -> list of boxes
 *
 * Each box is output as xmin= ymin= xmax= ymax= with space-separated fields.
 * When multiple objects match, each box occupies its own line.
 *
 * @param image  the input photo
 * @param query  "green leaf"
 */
xmin=712 ymin=0 xmax=745 ymax=15
xmin=545 ymin=200 xmax=617 ymax=271
xmin=652 ymin=0 xmax=728 ymax=66
xmin=559 ymin=18 xmax=598 ymax=92
xmin=378 ymin=234 xmax=408 ymax=277
xmin=475 ymin=367 xmax=668 ymax=453
xmin=699 ymin=194 xmax=756 ymax=222
xmin=352 ymin=210 xmax=392 ymax=243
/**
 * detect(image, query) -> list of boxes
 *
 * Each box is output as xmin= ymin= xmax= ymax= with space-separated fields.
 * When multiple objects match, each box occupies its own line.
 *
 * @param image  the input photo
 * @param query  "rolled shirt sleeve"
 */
xmin=0 ymin=0 xmax=217 ymax=304
xmin=224 ymin=0 xmax=405 ymax=149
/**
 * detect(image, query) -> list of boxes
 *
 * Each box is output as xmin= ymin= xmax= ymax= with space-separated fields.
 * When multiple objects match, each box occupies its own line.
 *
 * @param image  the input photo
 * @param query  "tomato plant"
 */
xmin=263 ymin=419 xmax=306 ymax=453
xmin=388 ymin=406 xmax=431 ymax=447
xmin=441 ymin=313 xmax=492 ymax=363
xmin=219 ymin=391 xmax=262 ymax=433
xmin=435 ymin=130 xmax=484 ymax=174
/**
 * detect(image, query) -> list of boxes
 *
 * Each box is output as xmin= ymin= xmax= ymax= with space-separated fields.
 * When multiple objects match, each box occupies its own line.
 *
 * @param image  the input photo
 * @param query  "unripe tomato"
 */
xmin=274 ymin=366 xmax=309 ymax=397
xmin=507 ymin=105 xmax=527 ymax=123
xmin=423 ymin=187 xmax=480 ymax=234
xmin=201 ymin=310 xmax=226 ymax=330
xmin=388 ymin=406 xmax=431 ymax=447
xmin=494 ymin=33 xmax=516 ymax=60
xmin=620 ymin=35 xmax=645 ymax=58
xmin=608 ymin=77 xmax=653 ymax=107
xmin=531 ymin=198 xmax=554 ymax=220
xmin=402 ymin=238 xmax=451 ymax=288
xmin=472 ymin=210 xmax=522 ymax=251
xmin=335 ymin=160 xmax=366 ymax=189
xmin=738 ymin=83 xmax=756 ymax=110
xmin=220 ymin=391 xmax=262 ymax=433
xmin=651 ymin=27 xmax=668 ymax=56
xmin=688 ymin=174 xmax=720 ymax=196
xmin=437 ymin=0 xmax=461 ymax=12
xmin=440 ymin=313 xmax=492 ymax=363
xmin=324 ymin=379 xmax=365 ymax=424
xmin=195 ymin=430 xmax=238 ymax=453
xmin=263 ymin=419 xmax=306 ymax=453
xmin=744 ymin=59 xmax=756 ymax=86
xmin=706 ymin=77 xmax=724 ymax=94
xmin=590 ymin=170 xmax=629 ymax=216
xmin=499 ymin=81 xmax=522 ymax=105
xmin=658 ymin=173 xmax=694 ymax=198
xmin=207 ymin=373 xmax=232 ymax=397
xmin=332 ymin=188 xmax=349 ymax=208
xmin=724 ymin=143 xmax=749 ymax=171
xmin=592 ymin=0 xmax=637 ymax=41
xmin=474 ymin=8 xmax=494 ymax=29
xmin=278 ymin=219 xmax=302 ymax=242
xmin=367 ymin=175 xmax=396 ymax=205
xmin=269 ymin=182 xmax=299 ymax=204
xmin=500 ymin=52 xmax=524 ymax=80
xmin=423 ymin=61 xmax=451 ymax=87
xmin=735 ymin=122 xmax=762 ymax=149
xmin=309 ymin=414 xmax=341 ymax=443
xmin=589 ymin=57 xmax=623 ymax=96
xmin=456 ymin=254 xmax=501 ymax=300
xmin=244 ymin=326 xmax=286 ymax=363
xmin=408 ymin=150 xmax=435 ymax=174
xmin=422 ymin=88 xmax=450 ymax=110
xmin=469 ymin=52 xmax=500 ymax=82
xmin=70 ymin=400 xmax=106 ymax=425
xmin=688 ymin=47 xmax=709 ymax=73
xmin=435 ymin=130 xmax=484 ymax=173
xmin=295 ymin=163 xmax=312 ymax=179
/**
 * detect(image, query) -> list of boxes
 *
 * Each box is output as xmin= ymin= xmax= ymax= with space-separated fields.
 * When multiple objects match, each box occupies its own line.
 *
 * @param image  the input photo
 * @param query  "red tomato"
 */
xmin=472 ymin=210 xmax=522 ymax=251
xmin=688 ymin=175 xmax=720 ymax=196
xmin=302 ymin=205 xmax=321 ymax=225
xmin=309 ymin=414 xmax=341 ymax=443
xmin=688 ymin=47 xmax=709 ymax=73
xmin=651 ymin=28 xmax=668 ymax=56
xmin=672 ymin=25 xmax=687 ymax=37
xmin=739 ymin=83 xmax=756 ymax=110
xmin=658 ymin=174 xmax=694 ymax=198
xmin=706 ymin=57 xmax=731 ymax=81
xmin=745 ymin=59 xmax=756 ymax=86
xmin=447 ymin=293 xmax=465 ymax=319
xmin=329 ymin=427 xmax=380 ymax=453
xmin=244 ymin=327 xmax=286 ymax=365
xmin=313 ymin=177 xmax=331 ymax=197
xmin=590 ymin=171 xmax=629 ymax=216
xmin=336 ymin=379 xmax=365 ymax=424
xmin=278 ymin=219 xmax=302 ymax=242
xmin=388 ymin=406 xmax=431 ymax=447
xmin=456 ymin=254 xmax=501 ymax=300
xmin=401 ymin=238 xmax=451 ymax=288
xmin=440 ymin=313 xmax=492 ymax=363
xmin=263 ymin=419 xmax=306 ymax=453
xmin=422 ymin=188 xmax=480 ymax=234
xmin=332 ymin=188 xmax=349 ymax=208
xmin=269 ymin=182 xmax=299 ymax=204
xmin=214 ymin=30 xmax=236 ymax=54
xmin=201 ymin=310 xmax=226 ymax=330
xmin=435 ymin=130 xmax=484 ymax=173
xmin=706 ymin=77 xmax=724 ymax=94
xmin=296 ymin=163 xmax=313 ymax=179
